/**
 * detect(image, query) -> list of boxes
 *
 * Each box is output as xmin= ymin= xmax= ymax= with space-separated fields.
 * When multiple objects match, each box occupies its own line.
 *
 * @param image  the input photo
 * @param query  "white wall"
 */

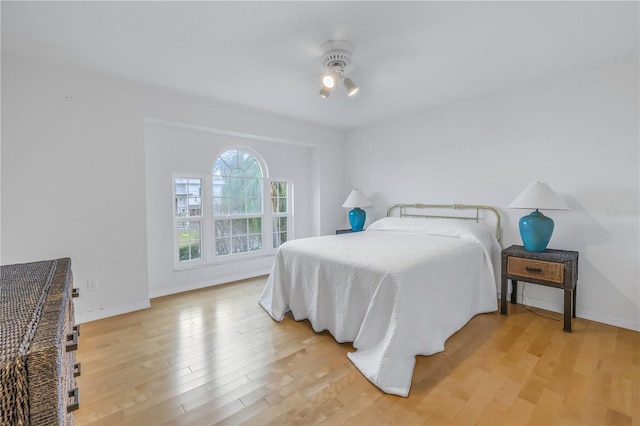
xmin=345 ymin=57 xmax=640 ymax=331
xmin=2 ymin=55 xmax=151 ymax=322
xmin=1 ymin=54 xmax=345 ymax=323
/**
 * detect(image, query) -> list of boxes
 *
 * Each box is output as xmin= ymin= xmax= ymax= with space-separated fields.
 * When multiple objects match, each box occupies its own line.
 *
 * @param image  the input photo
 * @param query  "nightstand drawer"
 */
xmin=507 ymin=257 xmax=564 ymax=284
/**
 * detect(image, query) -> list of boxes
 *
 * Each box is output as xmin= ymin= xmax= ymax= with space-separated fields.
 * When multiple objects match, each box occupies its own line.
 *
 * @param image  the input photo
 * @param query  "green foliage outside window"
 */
xmin=177 ymin=222 xmax=201 ymax=261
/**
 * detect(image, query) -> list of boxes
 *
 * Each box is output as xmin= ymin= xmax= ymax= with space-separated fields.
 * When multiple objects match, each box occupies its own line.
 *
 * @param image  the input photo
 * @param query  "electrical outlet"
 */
xmin=87 ymin=280 xmax=98 ymax=292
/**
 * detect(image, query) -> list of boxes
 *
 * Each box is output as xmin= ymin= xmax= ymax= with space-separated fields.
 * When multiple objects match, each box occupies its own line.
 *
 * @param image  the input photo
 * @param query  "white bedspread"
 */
xmin=259 ymin=217 xmax=501 ymax=397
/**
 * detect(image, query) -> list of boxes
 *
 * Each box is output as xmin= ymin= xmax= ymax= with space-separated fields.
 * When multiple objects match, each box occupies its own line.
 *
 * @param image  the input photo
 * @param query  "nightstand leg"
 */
xmin=563 ymin=289 xmax=572 ymax=332
xmin=573 ymin=283 xmax=577 ymax=318
xmin=511 ymin=280 xmax=518 ymax=304
xmin=501 ymin=277 xmax=508 ymax=315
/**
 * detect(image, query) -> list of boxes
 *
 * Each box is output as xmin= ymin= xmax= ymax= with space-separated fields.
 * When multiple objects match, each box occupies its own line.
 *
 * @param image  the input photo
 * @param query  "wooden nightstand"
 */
xmin=501 ymin=245 xmax=579 ymax=332
xmin=336 ymin=229 xmax=355 ymax=234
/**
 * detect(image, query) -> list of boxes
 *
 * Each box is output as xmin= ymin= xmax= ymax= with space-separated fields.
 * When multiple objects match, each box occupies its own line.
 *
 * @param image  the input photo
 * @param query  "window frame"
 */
xmin=173 ymin=173 xmax=206 ymax=268
xmin=269 ymin=179 xmax=293 ymax=251
xmin=173 ymin=149 xmax=293 ymax=271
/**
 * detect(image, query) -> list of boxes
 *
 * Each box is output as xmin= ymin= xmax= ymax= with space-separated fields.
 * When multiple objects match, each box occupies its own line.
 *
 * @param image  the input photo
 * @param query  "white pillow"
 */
xmin=367 ymin=217 xmax=497 ymax=243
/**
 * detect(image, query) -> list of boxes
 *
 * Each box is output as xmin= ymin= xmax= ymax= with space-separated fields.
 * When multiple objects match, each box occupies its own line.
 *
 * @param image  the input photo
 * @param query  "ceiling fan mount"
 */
xmin=318 ymin=40 xmax=359 ymax=98
xmin=320 ymin=40 xmax=353 ymax=72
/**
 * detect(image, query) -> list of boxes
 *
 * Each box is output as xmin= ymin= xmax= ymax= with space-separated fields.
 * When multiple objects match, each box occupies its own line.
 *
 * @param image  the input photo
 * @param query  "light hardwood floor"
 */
xmin=75 ymin=276 xmax=639 ymax=425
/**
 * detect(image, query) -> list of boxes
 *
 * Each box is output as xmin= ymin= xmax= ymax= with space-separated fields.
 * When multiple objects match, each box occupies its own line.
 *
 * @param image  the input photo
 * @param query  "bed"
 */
xmin=259 ymin=204 xmax=502 ymax=397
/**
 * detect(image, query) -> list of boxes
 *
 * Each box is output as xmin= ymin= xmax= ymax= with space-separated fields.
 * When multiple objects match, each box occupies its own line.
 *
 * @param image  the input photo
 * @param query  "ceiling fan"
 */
xmin=318 ymin=40 xmax=359 ymax=98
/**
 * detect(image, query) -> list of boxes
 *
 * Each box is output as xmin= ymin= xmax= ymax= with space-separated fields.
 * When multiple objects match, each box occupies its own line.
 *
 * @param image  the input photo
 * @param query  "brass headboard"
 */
xmin=386 ymin=203 xmax=502 ymax=244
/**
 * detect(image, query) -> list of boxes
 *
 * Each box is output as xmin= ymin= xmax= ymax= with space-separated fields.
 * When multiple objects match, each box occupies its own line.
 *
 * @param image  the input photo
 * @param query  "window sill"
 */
xmin=174 ymin=252 xmax=276 ymax=271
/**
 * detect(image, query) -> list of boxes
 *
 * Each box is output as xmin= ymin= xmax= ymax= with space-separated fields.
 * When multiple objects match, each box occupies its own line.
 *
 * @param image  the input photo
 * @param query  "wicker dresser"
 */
xmin=1 ymin=258 xmax=80 ymax=425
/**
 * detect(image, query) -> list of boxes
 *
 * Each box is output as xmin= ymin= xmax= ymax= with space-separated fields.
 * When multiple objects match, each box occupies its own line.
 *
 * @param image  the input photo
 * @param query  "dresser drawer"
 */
xmin=507 ymin=256 xmax=564 ymax=284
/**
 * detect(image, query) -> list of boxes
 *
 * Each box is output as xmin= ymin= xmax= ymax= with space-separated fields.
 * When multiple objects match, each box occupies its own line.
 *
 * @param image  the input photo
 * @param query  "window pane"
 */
xmin=189 ymin=201 xmax=202 ymax=216
xmin=237 ymin=150 xmax=251 ymax=170
xmin=232 ymin=236 xmax=248 ymax=253
xmin=272 ymin=216 xmax=287 ymax=249
xmin=232 ymin=219 xmax=247 ymax=235
xmin=213 ymin=197 xmax=222 ymax=215
xmin=213 ymin=159 xmax=231 ymax=177
xmin=187 ymin=180 xmax=201 ymax=217
xmin=188 ymin=179 xmax=201 ymax=196
xmin=245 ymin=161 xmax=261 ymax=178
xmin=178 ymin=221 xmax=200 ymax=240
xmin=248 ymin=218 xmax=262 ymax=234
xmin=213 ymin=176 xmax=226 ymax=197
xmin=225 ymin=177 xmax=243 ymax=214
xmin=179 ymin=246 xmax=190 ymax=261
xmin=278 ymin=182 xmax=287 ymax=197
xmin=248 ymin=235 xmax=262 ymax=251
xmin=178 ymin=221 xmax=201 ymax=261
xmin=246 ymin=179 xmax=262 ymax=197
xmin=278 ymin=198 xmax=287 ymax=213
xmin=269 ymin=181 xmax=287 ymax=214
xmin=216 ymin=237 xmax=230 ymax=256
xmin=175 ymin=177 xmax=202 ymax=218
xmin=273 ymin=231 xmax=287 ymax=248
xmin=230 ymin=168 xmax=245 ymax=178
xmin=230 ymin=197 xmax=246 ymax=215
xmin=191 ymin=222 xmax=201 ymax=238
xmin=214 ymin=197 xmax=231 ymax=216
xmin=226 ymin=176 xmax=242 ymax=191
xmin=247 ymin=198 xmax=261 ymax=214
xmin=215 ymin=219 xmax=230 ymax=237
xmin=176 ymin=195 xmax=188 ymax=217
xmin=220 ymin=150 xmax=238 ymax=169
xmin=190 ymin=242 xmax=201 ymax=259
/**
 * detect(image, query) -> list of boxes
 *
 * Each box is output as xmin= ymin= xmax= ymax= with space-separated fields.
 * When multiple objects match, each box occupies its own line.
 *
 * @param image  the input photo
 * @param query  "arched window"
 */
xmin=213 ymin=148 xmax=265 ymax=255
xmin=173 ymin=146 xmax=291 ymax=268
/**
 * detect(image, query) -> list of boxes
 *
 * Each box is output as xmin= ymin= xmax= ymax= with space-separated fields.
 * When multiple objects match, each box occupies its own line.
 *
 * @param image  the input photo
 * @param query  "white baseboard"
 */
xmin=575 ymin=309 xmax=640 ymax=332
xmin=149 ymin=268 xmax=271 ymax=298
xmin=497 ymin=292 xmax=640 ymax=332
xmin=75 ymin=270 xmax=270 ymax=323
xmin=76 ymin=300 xmax=151 ymax=324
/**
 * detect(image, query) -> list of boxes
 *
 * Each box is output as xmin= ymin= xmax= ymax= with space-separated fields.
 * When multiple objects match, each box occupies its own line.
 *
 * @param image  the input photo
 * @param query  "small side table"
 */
xmin=501 ymin=245 xmax=579 ymax=332
xmin=336 ymin=229 xmax=355 ymax=234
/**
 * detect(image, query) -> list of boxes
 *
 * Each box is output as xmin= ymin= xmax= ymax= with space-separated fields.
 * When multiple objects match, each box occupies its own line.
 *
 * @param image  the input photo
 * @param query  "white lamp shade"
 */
xmin=342 ymin=189 xmax=372 ymax=208
xmin=508 ymin=182 xmax=569 ymax=210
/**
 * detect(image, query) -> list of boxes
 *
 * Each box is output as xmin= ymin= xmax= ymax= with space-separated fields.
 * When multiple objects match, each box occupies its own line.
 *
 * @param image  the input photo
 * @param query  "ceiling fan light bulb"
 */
xmin=322 ymin=74 xmax=336 ymax=88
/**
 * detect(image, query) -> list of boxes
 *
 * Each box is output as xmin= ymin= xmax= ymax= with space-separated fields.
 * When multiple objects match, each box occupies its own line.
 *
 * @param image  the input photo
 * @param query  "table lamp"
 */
xmin=508 ymin=182 xmax=569 ymax=252
xmin=342 ymin=189 xmax=372 ymax=232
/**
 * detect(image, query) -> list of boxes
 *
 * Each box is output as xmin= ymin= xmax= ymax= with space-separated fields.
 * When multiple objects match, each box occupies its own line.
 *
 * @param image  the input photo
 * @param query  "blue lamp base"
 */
xmin=519 ymin=210 xmax=554 ymax=252
xmin=348 ymin=207 xmax=366 ymax=232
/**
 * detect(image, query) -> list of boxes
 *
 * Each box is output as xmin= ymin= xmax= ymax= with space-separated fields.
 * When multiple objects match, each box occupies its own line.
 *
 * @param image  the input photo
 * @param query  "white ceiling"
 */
xmin=2 ymin=1 xmax=638 ymax=130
